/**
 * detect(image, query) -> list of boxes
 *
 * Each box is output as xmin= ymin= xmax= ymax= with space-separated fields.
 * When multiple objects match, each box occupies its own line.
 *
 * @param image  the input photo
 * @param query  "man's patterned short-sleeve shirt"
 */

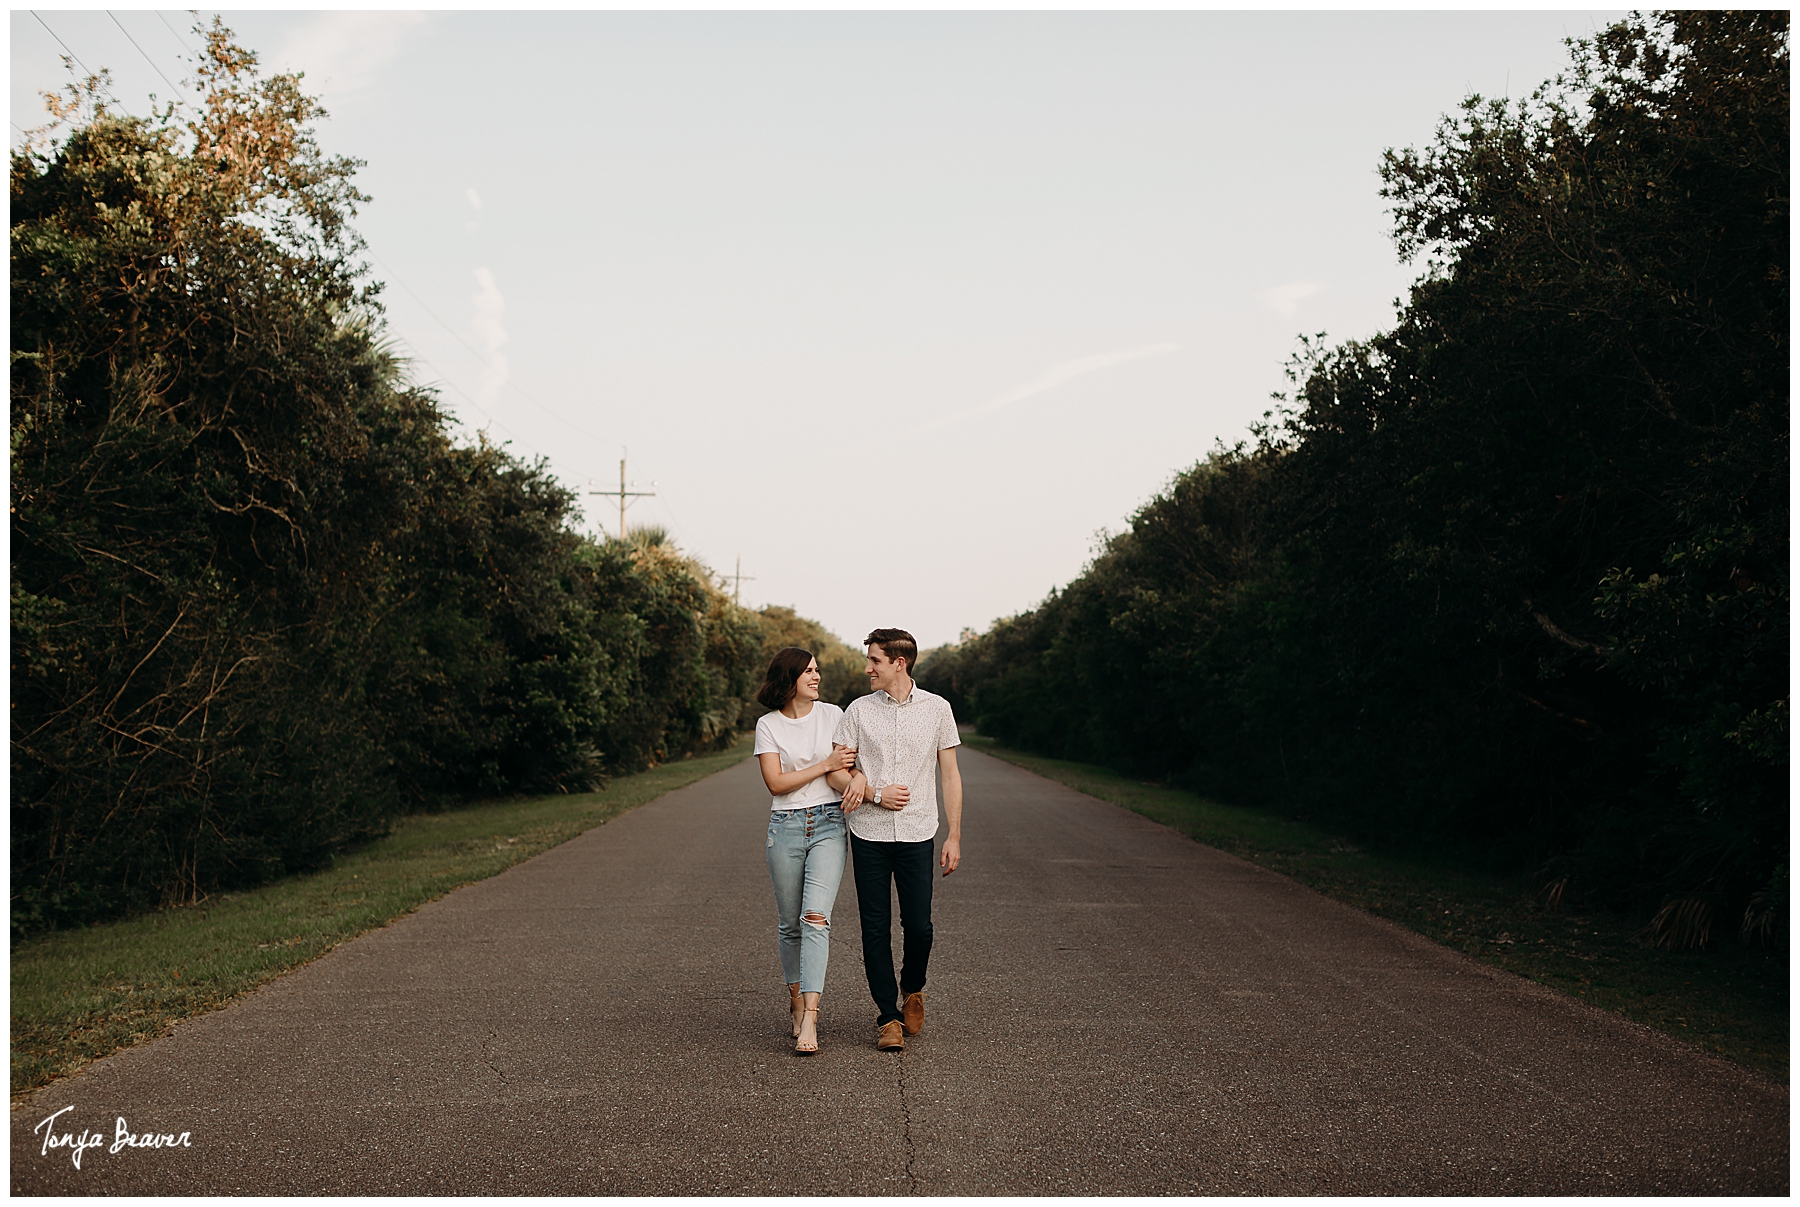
xmin=832 ymin=685 xmax=960 ymax=843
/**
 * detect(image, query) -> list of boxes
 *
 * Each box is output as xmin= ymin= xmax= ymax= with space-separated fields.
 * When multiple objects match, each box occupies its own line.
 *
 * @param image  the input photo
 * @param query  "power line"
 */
xmin=365 ymin=249 xmax=617 ymax=448
xmin=641 ymin=474 xmax=697 ymax=556
xmin=32 ymin=11 xmax=97 ymax=78
xmin=155 ymin=10 xmax=197 ymax=55
xmin=107 ymin=11 xmax=183 ymax=98
xmin=398 ymin=341 xmax=610 ymax=497
xmin=31 ymin=11 xmax=125 ymax=110
xmin=394 ymin=341 xmax=529 ymax=449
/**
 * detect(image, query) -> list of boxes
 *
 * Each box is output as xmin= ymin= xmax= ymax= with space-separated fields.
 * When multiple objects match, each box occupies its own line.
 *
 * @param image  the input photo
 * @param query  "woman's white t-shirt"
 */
xmin=753 ymin=702 xmax=845 ymax=811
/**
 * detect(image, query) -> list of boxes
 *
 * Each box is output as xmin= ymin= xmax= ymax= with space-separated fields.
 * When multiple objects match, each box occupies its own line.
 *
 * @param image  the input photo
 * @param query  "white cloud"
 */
xmin=470 ymin=268 xmax=509 ymax=405
xmin=465 ymin=188 xmax=482 ymax=212
xmin=271 ymin=12 xmax=427 ymax=99
xmin=921 ymin=343 xmax=1180 ymax=435
xmin=1258 ymin=280 xmax=1328 ymax=317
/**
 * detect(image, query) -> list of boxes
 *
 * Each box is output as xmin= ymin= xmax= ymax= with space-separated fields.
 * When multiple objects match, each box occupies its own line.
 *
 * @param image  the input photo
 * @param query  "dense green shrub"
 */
xmin=923 ymin=12 xmax=1788 ymax=939
xmin=10 ymin=26 xmax=775 ymax=934
xmin=11 ymin=31 xmax=410 ymax=930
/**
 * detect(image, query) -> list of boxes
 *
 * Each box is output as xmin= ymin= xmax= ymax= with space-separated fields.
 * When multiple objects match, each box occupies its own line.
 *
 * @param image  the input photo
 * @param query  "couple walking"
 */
xmin=752 ymin=627 xmax=963 ymax=1055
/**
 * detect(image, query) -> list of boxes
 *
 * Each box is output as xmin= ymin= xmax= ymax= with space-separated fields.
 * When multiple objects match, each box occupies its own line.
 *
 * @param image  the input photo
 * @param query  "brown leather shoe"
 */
xmin=876 ymin=1019 xmax=905 ymax=1051
xmin=901 ymin=991 xmax=926 ymax=1036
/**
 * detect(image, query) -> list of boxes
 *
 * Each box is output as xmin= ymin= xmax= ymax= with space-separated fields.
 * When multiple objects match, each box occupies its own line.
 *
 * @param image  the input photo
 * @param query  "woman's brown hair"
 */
xmin=756 ymin=647 xmax=816 ymax=711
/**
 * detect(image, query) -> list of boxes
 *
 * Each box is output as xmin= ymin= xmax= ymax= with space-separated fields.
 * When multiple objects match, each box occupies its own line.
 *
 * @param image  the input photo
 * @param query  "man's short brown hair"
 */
xmin=864 ymin=628 xmax=918 ymax=673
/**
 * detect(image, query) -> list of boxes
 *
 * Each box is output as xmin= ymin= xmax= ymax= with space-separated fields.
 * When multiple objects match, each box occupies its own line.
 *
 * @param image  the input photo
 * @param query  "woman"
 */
xmin=753 ymin=647 xmax=857 ymax=1054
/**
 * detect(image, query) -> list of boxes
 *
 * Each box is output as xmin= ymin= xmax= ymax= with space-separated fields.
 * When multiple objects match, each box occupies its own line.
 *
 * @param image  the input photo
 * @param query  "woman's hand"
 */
xmin=842 ymin=771 xmax=869 ymax=812
xmin=824 ymin=746 xmax=859 ymax=797
xmin=761 ymin=746 xmax=860 ymax=797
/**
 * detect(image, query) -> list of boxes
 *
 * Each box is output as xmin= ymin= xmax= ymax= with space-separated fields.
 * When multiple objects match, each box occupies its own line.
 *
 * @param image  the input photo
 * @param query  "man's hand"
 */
xmin=842 ymin=771 xmax=868 ymax=812
xmin=879 ymin=783 xmax=910 ymax=810
xmin=938 ymin=745 xmax=963 ymax=876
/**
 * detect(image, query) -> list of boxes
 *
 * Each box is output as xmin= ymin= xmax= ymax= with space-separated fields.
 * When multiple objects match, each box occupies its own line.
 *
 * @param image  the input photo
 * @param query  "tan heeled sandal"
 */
xmin=788 ymin=983 xmax=803 ymax=1037
xmin=795 ymin=1006 xmax=820 ymax=1055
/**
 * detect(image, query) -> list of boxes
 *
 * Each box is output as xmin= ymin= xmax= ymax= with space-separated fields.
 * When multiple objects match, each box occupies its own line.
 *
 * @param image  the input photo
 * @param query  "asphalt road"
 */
xmin=11 ymin=747 xmax=1788 ymax=1194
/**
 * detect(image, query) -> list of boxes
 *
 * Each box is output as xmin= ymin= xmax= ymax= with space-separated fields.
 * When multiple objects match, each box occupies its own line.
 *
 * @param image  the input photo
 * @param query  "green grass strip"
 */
xmin=11 ymin=737 xmax=753 ymax=1101
xmin=969 ymin=736 xmax=1788 ymax=1081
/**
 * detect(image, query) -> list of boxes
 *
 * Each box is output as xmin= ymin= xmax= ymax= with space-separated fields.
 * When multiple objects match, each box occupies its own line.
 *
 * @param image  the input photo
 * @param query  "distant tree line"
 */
xmin=920 ymin=13 xmax=1787 ymax=945
xmin=9 ymin=25 xmax=862 ymax=935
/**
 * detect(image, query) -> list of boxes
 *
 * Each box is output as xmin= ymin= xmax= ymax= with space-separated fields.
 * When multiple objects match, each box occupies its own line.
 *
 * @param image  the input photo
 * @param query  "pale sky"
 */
xmin=12 ymin=9 xmax=1624 ymax=649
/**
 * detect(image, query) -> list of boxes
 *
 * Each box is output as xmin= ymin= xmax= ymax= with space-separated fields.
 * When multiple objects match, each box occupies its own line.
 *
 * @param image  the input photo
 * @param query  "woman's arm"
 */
xmin=758 ymin=746 xmax=857 ymax=797
xmin=825 ymin=743 xmax=861 ymax=795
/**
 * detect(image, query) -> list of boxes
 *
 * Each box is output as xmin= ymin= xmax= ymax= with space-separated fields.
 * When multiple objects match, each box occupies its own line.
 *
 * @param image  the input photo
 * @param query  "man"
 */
xmin=833 ymin=627 xmax=963 ymax=1052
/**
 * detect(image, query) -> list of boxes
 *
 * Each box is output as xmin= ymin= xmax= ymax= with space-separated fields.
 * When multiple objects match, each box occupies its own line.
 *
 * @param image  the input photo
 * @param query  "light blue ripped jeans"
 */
xmin=766 ymin=802 xmax=848 ymax=995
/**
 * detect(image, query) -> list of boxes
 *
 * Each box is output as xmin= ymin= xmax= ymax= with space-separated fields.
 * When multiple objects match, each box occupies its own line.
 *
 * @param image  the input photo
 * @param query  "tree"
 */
xmin=11 ymin=23 xmax=423 ymax=928
xmin=11 ymin=24 xmax=784 ymax=933
xmin=938 ymin=12 xmax=1787 ymax=939
xmin=1292 ymin=10 xmax=1788 ymax=919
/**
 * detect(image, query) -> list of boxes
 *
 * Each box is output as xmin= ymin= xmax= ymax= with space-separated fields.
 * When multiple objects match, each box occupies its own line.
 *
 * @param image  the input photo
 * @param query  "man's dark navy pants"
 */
xmin=849 ymin=833 xmax=934 ymax=1027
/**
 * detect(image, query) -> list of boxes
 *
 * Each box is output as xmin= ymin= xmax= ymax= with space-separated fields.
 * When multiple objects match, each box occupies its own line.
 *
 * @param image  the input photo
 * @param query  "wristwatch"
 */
xmin=873 ymin=788 xmax=883 ymax=808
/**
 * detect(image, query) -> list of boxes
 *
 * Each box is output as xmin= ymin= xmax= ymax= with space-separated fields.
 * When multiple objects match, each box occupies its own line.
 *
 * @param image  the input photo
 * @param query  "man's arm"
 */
xmin=838 ymin=760 xmax=908 ymax=811
xmin=938 ymin=746 xmax=962 ymax=876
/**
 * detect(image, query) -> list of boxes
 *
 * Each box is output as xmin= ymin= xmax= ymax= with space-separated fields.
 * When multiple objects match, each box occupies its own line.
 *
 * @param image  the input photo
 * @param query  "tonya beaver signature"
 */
xmin=33 ymin=1105 xmax=192 ymax=1169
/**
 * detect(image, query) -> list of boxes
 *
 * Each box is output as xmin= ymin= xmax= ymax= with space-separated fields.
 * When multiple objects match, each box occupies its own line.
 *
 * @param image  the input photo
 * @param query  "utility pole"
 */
xmin=588 ymin=456 xmax=655 ymax=541
xmin=729 ymin=554 xmax=756 ymax=605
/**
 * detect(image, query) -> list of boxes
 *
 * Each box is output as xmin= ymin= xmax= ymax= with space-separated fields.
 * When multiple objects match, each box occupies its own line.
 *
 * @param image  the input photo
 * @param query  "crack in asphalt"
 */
xmin=480 ymin=1029 xmax=510 ymax=1087
xmin=896 ymin=1051 xmax=918 ymax=1192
